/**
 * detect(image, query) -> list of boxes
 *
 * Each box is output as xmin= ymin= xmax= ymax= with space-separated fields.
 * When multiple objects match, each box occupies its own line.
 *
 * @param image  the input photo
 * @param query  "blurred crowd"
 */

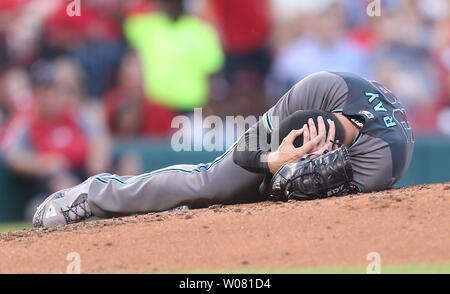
xmin=0 ymin=0 xmax=449 ymax=216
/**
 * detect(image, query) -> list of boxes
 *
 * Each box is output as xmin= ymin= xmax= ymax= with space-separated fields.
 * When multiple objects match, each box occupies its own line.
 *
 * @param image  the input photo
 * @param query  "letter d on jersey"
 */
xmin=367 ymin=0 xmax=381 ymax=17
xmin=366 ymin=252 xmax=381 ymax=274
xmin=66 ymin=252 xmax=81 ymax=274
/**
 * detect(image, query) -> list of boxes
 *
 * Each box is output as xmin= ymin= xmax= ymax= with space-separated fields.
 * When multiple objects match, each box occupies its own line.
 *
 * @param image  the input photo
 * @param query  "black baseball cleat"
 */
xmin=33 ymin=186 xmax=93 ymax=228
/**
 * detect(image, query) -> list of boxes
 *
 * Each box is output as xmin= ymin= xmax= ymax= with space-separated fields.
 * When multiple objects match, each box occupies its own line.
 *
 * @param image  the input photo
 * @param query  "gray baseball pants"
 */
xmin=84 ymin=143 xmax=264 ymax=218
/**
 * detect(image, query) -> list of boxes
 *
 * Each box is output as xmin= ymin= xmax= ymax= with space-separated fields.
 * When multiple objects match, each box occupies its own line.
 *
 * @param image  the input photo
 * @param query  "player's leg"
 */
xmin=88 ymin=145 xmax=264 ymax=217
xmin=33 ymin=143 xmax=264 ymax=227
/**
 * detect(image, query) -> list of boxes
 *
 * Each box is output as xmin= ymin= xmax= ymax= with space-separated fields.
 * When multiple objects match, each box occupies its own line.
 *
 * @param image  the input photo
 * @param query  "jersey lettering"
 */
xmin=369 ymin=80 xmax=400 ymax=104
xmin=374 ymin=101 xmax=387 ymax=112
xmin=367 ymin=80 xmax=414 ymax=143
xmin=383 ymin=116 xmax=397 ymax=128
xmin=365 ymin=92 xmax=379 ymax=103
xmin=393 ymin=108 xmax=415 ymax=143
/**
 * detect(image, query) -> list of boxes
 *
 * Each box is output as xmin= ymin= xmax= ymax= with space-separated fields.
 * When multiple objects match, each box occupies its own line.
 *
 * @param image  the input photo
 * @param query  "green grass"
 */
xmin=0 ymin=222 xmax=31 ymax=233
xmin=189 ymin=264 xmax=450 ymax=274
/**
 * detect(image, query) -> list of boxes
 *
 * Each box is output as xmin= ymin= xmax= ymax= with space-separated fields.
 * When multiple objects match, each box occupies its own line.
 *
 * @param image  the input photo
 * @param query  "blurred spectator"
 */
xmin=0 ymin=58 xmax=111 ymax=218
xmin=433 ymin=17 xmax=450 ymax=106
xmin=0 ymin=67 xmax=33 ymax=131
xmin=371 ymin=0 xmax=445 ymax=132
xmin=192 ymin=0 xmax=272 ymax=118
xmin=209 ymin=0 xmax=272 ymax=81
xmin=51 ymin=58 xmax=112 ymax=176
xmin=42 ymin=0 xmax=127 ymax=99
xmin=267 ymin=0 xmax=372 ymax=102
xmin=0 ymin=0 xmax=58 ymax=65
xmin=123 ymin=0 xmax=224 ymax=111
xmin=430 ymin=2 xmax=450 ymax=135
xmin=268 ymin=0 xmax=312 ymax=51
xmin=103 ymin=52 xmax=178 ymax=137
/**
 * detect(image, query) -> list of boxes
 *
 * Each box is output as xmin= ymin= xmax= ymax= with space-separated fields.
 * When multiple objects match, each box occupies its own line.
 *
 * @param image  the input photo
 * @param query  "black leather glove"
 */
xmin=267 ymin=145 xmax=354 ymax=201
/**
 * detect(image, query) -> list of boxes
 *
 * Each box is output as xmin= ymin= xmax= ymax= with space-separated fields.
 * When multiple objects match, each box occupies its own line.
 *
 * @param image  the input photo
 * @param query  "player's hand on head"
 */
xmin=267 ymin=116 xmax=339 ymax=173
xmin=308 ymin=116 xmax=329 ymax=153
xmin=268 ymin=128 xmax=303 ymax=173
xmin=281 ymin=128 xmax=306 ymax=157
xmin=304 ymin=118 xmax=339 ymax=159
xmin=317 ymin=116 xmax=326 ymax=144
xmin=308 ymin=117 xmax=318 ymax=140
xmin=268 ymin=128 xmax=324 ymax=174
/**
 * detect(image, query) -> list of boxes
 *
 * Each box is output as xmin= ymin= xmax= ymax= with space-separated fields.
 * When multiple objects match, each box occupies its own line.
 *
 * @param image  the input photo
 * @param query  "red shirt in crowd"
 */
xmin=28 ymin=110 xmax=89 ymax=169
xmin=211 ymin=0 xmax=271 ymax=54
xmin=1 ymin=108 xmax=89 ymax=170
xmin=44 ymin=1 xmax=121 ymax=47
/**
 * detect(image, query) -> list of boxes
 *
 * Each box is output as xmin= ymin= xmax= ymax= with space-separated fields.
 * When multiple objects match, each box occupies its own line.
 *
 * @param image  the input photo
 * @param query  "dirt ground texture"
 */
xmin=0 ymin=183 xmax=449 ymax=273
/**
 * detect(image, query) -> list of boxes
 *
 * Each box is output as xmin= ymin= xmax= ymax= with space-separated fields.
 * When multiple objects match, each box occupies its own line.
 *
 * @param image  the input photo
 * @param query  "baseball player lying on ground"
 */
xmin=33 ymin=71 xmax=414 ymax=228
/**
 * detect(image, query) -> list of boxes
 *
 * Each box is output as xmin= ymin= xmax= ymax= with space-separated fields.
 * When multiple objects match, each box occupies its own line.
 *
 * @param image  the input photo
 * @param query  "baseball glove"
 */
xmin=267 ymin=145 xmax=355 ymax=202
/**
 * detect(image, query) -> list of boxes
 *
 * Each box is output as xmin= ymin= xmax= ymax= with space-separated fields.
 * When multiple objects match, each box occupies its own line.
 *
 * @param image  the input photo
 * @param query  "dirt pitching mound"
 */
xmin=1 ymin=183 xmax=449 ymax=273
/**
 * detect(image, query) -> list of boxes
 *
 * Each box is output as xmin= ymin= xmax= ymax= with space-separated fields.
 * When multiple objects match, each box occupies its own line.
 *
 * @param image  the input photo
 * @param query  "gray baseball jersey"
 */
xmin=83 ymin=71 xmax=413 ymax=218
xmin=262 ymin=71 xmax=414 ymax=192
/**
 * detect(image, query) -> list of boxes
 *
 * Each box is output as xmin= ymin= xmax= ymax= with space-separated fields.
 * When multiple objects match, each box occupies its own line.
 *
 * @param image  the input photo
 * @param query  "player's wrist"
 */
xmin=267 ymin=151 xmax=286 ymax=174
xmin=267 ymin=152 xmax=278 ymax=174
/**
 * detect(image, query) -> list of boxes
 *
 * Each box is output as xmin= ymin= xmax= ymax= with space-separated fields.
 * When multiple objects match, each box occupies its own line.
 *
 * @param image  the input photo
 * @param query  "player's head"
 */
xmin=30 ymin=59 xmax=85 ymax=119
xmin=275 ymin=110 xmax=347 ymax=148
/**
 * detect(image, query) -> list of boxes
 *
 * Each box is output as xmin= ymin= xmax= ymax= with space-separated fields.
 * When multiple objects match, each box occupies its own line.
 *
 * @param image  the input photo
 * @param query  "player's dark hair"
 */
xmin=273 ymin=110 xmax=347 ymax=148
